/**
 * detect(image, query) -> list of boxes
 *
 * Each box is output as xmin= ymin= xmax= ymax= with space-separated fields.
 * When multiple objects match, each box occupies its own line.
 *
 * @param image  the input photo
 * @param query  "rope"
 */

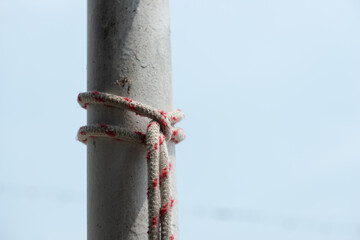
xmin=77 ymin=91 xmax=185 ymax=240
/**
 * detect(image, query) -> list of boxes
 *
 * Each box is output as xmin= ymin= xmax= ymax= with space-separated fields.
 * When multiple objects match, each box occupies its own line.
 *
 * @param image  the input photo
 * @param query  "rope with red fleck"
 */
xmin=77 ymin=91 xmax=185 ymax=240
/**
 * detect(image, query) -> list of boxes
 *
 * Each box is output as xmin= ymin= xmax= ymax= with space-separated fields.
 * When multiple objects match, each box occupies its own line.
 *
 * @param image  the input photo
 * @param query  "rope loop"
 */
xmin=77 ymin=91 xmax=185 ymax=143
xmin=77 ymin=91 xmax=185 ymax=240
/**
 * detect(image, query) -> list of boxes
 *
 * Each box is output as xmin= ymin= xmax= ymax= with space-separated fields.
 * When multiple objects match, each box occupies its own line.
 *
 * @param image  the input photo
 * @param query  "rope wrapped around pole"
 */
xmin=77 ymin=91 xmax=185 ymax=240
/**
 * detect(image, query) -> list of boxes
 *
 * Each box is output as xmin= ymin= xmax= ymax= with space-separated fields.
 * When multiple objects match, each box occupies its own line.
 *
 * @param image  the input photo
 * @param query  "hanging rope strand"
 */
xmin=77 ymin=91 xmax=185 ymax=240
xmin=159 ymin=134 xmax=172 ymax=240
xmin=146 ymin=121 xmax=161 ymax=239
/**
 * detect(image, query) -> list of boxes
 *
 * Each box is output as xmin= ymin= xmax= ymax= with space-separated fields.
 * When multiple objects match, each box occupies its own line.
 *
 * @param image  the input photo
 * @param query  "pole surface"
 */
xmin=87 ymin=0 xmax=178 ymax=239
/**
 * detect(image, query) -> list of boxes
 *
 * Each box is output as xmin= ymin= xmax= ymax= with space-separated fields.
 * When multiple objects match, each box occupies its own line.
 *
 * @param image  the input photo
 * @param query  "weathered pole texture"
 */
xmin=87 ymin=0 xmax=178 ymax=239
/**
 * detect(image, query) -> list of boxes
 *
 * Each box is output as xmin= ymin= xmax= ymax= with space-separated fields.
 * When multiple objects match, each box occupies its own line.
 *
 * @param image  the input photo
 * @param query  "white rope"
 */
xmin=77 ymin=91 xmax=185 ymax=240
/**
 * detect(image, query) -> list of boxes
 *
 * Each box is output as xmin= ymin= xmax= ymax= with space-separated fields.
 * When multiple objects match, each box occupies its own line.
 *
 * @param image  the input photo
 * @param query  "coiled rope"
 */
xmin=77 ymin=91 xmax=185 ymax=240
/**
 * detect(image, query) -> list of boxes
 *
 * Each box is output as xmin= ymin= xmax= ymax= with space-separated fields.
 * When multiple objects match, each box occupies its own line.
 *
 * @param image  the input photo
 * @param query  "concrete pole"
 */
xmin=87 ymin=0 xmax=178 ymax=239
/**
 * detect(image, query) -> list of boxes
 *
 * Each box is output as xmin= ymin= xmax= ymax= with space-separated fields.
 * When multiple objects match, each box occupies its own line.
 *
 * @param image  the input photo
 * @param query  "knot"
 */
xmin=77 ymin=91 xmax=185 ymax=240
xmin=77 ymin=91 xmax=185 ymax=143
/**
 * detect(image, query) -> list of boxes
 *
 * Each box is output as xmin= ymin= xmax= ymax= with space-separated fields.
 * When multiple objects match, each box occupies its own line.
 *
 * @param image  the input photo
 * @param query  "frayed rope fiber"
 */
xmin=77 ymin=91 xmax=185 ymax=240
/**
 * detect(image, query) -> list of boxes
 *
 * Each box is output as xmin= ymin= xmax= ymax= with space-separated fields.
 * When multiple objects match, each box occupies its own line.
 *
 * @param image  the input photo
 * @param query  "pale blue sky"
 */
xmin=1 ymin=0 xmax=360 ymax=239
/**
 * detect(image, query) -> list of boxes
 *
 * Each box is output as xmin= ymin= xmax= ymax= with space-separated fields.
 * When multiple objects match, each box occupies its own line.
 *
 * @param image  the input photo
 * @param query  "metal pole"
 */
xmin=87 ymin=0 xmax=178 ymax=239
